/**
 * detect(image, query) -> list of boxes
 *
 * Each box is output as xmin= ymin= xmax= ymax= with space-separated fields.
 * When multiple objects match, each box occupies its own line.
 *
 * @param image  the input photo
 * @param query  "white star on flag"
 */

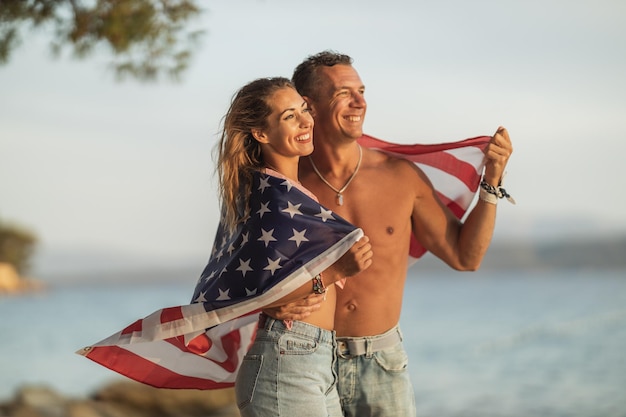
xmin=257 ymin=201 xmax=271 ymax=218
xmin=258 ymin=228 xmax=277 ymax=247
xmin=280 ymin=179 xmax=296 ymax=191
xmin=258 ymin=176 xmax=271 ymax=192
xmin=216 ymin=288 xmax=231 ymax=300
xmin=264 ymin=257 xmax=282 ymax=275
xmin=315 ymin=207 xmax=335 ymax=222
xmin=236 ymin=259 xmax=253 ymax=277
xmin=282 ymin=201 xmax=303 ymax=218
xmin=202 ymin=270 xmax=216 ymax=283
xmin=194 ymin=291 xmax=207 ymax=303
xmin=289 ymin=228 xmax=309 ymax=247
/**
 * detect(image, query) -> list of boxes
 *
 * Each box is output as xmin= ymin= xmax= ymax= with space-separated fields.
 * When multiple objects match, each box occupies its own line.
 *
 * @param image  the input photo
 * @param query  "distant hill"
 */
xmin=416 ymin=235 xmax=626 ymax=271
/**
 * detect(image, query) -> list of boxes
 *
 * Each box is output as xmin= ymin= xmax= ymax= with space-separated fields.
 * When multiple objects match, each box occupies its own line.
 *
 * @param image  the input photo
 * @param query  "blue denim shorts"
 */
xmin=235 ymin=315 xmax=343 ymax=417
xmin=336 ymin=326 xmax=417 ymax=417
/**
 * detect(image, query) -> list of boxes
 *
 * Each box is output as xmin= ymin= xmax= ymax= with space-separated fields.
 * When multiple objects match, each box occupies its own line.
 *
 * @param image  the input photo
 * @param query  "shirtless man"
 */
xmin=266 ymin=51 xmax=513 ymax=416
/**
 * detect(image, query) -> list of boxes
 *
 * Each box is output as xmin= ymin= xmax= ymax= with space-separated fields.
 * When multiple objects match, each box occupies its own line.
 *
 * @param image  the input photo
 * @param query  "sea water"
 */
xmin=1 ymin=269 xmax=625 ymax=417
xmin=401 ymin=269 xmax=626 ymax=417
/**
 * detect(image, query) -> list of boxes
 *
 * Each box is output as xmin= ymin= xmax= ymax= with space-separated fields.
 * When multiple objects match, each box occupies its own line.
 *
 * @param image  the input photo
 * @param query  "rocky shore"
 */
xmin=0 ymin=263 xmax=44 ymax=295
xmin=0 ymin=381 xmax=239 ymax=417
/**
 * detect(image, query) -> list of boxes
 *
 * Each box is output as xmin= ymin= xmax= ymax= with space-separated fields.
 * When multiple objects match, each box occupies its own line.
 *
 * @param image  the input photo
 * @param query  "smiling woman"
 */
xmin=203 ymin=76 xmax=372 ymax=416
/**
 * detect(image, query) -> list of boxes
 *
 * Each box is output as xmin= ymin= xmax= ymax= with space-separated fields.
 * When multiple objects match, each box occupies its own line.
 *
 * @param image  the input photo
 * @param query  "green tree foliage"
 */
xmin=0 ymin=218 xmax=37 ymax=276
xmin=0 ymin=0 xmax=205 ymax=81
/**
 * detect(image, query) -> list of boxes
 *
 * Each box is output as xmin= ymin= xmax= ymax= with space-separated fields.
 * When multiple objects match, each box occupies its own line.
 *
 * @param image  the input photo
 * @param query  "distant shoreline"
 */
xmin=18 ymin=235 xmax=626 ymax=288
xmin=418 ymin=235 xmax=626 ymax=272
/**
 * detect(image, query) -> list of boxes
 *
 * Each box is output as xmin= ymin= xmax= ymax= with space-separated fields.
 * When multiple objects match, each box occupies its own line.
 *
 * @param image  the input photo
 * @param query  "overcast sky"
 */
xmin=1 ymin=0 xmax=625 ymax=278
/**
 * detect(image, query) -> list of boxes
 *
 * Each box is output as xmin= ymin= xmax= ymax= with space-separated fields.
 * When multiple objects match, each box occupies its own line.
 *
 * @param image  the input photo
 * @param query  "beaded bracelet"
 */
xmin=480 ymin=179 xmax=516 ymax=205
xmin=312 ymin=274 xmax=326 ymax=295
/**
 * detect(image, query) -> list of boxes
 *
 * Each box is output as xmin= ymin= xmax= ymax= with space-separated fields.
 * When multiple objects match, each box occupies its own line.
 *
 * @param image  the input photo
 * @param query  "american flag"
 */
xmin=78 ymin=170 xmax=364 ymax=389
xmin=78 ymin=134 xmax=489 ymax=389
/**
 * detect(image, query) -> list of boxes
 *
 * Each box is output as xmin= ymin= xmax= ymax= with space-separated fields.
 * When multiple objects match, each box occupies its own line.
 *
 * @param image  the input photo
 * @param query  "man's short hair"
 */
xmin=292 ymin=50 xmax=353 ymax=99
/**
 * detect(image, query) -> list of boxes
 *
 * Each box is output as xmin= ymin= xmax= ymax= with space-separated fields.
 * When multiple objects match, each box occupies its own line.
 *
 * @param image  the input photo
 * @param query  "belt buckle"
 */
xmin=337 ymin=340 xmax=351 ymax=356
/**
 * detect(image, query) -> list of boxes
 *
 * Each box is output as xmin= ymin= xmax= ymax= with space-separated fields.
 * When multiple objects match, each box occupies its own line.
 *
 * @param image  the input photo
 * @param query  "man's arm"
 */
xmin=411 ymin=126 xmax=513 ymax=270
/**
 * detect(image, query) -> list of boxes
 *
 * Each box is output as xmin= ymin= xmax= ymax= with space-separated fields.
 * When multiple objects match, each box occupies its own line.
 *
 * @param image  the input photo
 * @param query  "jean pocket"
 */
xmin=373 ymin=344 xmax=408 ymax=373
xmin=235 ymin=354 xmax=263 ymax=409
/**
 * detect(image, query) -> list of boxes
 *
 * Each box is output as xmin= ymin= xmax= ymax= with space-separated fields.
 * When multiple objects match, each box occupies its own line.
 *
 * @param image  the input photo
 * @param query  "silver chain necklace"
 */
xmin=308 ymin=145 xmax=362 ymax=206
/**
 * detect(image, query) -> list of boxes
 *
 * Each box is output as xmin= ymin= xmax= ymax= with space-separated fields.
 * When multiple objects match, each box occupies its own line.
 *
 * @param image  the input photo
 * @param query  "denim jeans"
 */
xmin=337 ymin=326 xmax=417 ymax=417
xmin=235 ymin=315 xmax=343 ymax=417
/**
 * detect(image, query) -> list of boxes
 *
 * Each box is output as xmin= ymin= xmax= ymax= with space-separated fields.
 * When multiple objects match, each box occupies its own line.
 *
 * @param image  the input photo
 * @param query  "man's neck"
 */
xmin=310 ymin=138 xmax=361 ymax=174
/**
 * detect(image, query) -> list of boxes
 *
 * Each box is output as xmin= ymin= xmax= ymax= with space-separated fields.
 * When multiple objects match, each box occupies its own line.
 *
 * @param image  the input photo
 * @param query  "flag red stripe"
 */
xmin=358 ymin=134 xmax=489 ymax=191
xmin=86 ymin=345 xmax=234 ymax=390
xmin=161 ymin=306 xmax=185 ymax=323
xmin=121 ymin=319 xmax=144 ymax=335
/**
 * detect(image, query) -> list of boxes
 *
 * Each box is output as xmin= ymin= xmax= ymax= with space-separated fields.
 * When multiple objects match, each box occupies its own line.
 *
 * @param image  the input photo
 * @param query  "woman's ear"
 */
xmin=251 ymin=129 xmax=268 ymax=143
